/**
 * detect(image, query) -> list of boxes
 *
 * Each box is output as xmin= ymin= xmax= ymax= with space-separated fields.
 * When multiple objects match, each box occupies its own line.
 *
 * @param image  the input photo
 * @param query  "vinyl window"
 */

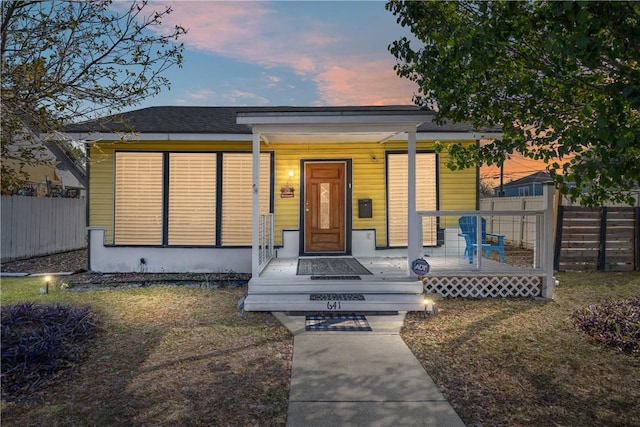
xmin=114 ymin=152 xmax=163 ymax=244
xmin=168 ymin=153 xmax=217 ymax=245
xmin=221 ymin=153 xmax=271 ymax=245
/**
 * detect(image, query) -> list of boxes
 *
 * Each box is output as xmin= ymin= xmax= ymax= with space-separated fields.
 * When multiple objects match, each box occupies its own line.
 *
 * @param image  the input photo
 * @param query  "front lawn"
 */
xmin=3 ymin=271 xmax=639 ymax=426
xmin=403 ymin=271 xmax=640 ymax=427
xmin=1 ymin=277 xmax=292 ymax=426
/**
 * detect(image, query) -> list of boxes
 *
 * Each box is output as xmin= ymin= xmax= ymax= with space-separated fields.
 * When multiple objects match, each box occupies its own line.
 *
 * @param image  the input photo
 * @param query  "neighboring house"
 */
xmin=494 ymin=171 xmax=552 ymax=197
xmin=2 ymin=137 xmax=86 ymax=198
xmin=43 ymin=141 xmax=87 ymax=198
xmin=63 ymin=105 xmax=557 ymax=310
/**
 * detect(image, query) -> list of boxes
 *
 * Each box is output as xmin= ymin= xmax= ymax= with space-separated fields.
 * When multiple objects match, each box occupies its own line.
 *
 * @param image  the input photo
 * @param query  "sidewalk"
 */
xmin=274 ymin=312 xmax=465 ymax=427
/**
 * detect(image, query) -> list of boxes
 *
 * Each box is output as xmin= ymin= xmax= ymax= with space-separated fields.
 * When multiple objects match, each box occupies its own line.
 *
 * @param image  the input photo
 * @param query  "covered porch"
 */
xmin=237 ymin=109 xmax=556 ymax=312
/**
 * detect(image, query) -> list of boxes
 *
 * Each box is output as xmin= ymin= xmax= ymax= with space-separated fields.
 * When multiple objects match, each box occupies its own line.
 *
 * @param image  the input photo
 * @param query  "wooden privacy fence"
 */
xmin=1 ymin=196 xmax=86 ymax=261
xmin=554 ymin=206 xmax=640 ymax=271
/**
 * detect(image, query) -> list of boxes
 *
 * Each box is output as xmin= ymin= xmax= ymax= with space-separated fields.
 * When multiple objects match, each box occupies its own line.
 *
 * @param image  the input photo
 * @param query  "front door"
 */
xmin=304 ymin=162 xmax=346 ymax=253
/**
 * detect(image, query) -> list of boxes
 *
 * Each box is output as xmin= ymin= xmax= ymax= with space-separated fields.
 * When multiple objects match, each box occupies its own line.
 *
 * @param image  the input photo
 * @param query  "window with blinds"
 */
xmin=168 ymin=153 xmax=216 ymax=245
xmin=114 ymin=152 xmax=163 ymax=244
xmin=221 ymin=153 xmax=271 ymax=245
xmin=387 ymin=153 xmax=438 ymax=247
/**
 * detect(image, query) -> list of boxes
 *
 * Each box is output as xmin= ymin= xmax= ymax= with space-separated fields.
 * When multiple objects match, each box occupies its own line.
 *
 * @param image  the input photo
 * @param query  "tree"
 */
xmin=1 ymin=0 xmax=186 ymax=192
xmin=386 ymin=1 xmax=640 ymax=206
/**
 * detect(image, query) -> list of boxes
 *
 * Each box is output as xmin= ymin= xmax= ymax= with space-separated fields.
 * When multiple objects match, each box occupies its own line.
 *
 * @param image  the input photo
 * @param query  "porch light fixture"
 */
xmin=288 ymin=169 xmax=295 ymax=178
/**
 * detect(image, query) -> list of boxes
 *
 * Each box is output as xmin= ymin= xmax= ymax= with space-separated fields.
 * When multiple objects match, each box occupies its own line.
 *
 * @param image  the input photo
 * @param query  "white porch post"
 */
xmin=542 ymin=182 xmax=555 ymax=298
xmin=407 ymin=130 xmax=421 ymax=274
xmin=251 ymin=133 xmax=261 ymax=278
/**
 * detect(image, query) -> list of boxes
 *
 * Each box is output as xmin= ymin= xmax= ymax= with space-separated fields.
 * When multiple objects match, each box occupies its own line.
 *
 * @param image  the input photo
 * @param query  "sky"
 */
xmin=133 ymin=1 xmax=550 ymax=185
xmin=137 ymin=1 xmax=418 ymax=108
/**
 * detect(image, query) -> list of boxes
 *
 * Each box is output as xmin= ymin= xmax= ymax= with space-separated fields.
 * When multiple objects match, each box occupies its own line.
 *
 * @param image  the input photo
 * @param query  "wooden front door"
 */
xmin=304 ymin=162 xmax=346 ymax=253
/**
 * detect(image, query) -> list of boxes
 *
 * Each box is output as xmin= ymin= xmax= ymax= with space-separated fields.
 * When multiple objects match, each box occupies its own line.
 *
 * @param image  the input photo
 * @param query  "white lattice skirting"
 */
xmin=424 ymin=275 xmax=543 ymax=298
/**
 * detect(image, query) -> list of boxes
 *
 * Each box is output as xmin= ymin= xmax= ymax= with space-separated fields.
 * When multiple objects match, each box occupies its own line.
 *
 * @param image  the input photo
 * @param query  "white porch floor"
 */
xmin=243 ymin=253 xmax=545 ymax=312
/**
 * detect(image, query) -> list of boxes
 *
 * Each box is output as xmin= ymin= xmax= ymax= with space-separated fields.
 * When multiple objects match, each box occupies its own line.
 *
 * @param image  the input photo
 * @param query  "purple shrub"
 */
xmin=1 ymin=302 xmax=100 ymax=400
xmin=572 ymin=295 xmax=640 ymax=356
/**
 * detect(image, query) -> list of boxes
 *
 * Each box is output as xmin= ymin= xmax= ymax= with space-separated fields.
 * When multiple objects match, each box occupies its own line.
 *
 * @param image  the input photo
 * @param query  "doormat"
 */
xmin=305 ymin=313 xmax=372 ymax=331
xmin=297 ymin=258 xmax=372 ymax=276
xmin=310 ymin=275 xmax=361 ymax=280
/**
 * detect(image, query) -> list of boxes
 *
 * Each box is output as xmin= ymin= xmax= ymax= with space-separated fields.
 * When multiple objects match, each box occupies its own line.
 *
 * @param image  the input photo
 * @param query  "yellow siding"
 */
xmin=271 ymin=139 xmax=476 ymax=247
xmin=89 ymin=146 xmax=115 ymax=243
xmin=89 ymin=138 xmax=477 ymax=247
xmin=438 ymin=149 xmax=477 ymax=227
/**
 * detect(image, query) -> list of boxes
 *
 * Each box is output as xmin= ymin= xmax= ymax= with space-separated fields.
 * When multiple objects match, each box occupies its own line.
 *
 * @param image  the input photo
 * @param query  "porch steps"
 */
xmin=248 ymin=278 xmax=423 ymax=294
xmin=243 ymin=292 xmax=426 ymax=312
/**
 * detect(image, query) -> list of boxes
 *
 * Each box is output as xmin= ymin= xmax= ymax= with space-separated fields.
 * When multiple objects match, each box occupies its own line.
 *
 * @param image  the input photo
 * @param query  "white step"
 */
xmin=248 ymin=278 xmax=423 ymax=294
xmin=243 ymin=293 xmax=426 ymax=312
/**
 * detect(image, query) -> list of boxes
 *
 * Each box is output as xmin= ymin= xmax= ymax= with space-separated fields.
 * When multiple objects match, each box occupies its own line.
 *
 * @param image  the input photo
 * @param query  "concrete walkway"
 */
xmin=274 ymin=312 xmax=465 ymax=427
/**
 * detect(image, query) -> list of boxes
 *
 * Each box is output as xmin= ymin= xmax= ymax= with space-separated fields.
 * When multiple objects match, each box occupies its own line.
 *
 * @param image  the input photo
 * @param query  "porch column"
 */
xmin=251 ymin=132 xmax=261 ymax=278
xmin=542 ymin=182 xmax=555 ymax=298
xmin=407 ymin=130 xmax=422 ymax=274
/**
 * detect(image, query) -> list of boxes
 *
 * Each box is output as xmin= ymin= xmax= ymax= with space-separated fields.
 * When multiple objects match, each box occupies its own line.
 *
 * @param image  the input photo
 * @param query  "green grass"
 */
xmin=1 ymin=277 xmax=292 ymax=426
xmin=403 ymin=271 xmax=640 ymax=427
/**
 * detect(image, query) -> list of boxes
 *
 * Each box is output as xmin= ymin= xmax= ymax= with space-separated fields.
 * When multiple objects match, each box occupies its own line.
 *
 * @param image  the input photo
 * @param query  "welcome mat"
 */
xmin=297 ymin=258 xmax=372 ymax=276
xmin=305 ymin=313 xmax=372 ymax=331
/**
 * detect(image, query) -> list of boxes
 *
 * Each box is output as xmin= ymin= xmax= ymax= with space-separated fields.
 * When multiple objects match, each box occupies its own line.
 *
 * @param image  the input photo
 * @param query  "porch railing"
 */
xmin=414 ymin=183 xmax=556 ymax=298
xmin=258 ymin=213 xmax=275 ymax=272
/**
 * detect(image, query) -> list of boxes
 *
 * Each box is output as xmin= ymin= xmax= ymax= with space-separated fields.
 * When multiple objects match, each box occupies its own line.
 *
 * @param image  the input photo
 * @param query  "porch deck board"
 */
xmin=257 ymin=256 xmax=543 ymax=282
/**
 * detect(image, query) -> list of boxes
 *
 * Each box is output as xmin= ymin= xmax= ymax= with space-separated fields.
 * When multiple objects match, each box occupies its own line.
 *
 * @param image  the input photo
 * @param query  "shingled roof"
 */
xmin=503 ymin=171 xmax=552 ymax=187
xmin=64 ymin=105 xmax=500 ymax=135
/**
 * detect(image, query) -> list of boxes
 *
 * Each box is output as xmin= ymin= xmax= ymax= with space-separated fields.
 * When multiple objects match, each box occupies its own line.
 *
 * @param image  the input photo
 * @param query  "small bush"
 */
xmin=572 ymin=295 xmax=640 ymax=356
xmin=1 ymin=302 xmax=100 ymax=400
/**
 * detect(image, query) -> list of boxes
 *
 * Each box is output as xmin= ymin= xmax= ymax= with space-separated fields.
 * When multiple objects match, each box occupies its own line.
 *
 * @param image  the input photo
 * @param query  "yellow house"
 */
xmin=64 ymin=106 xmax=555 ymax=311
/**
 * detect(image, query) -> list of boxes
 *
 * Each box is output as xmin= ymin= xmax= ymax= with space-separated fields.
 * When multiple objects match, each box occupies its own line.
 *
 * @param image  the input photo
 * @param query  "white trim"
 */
xmin=251 ymin=133 xmax=261 ymax=278
xmin=416 ymin=132 xmax=502 ymax=140
xmin=237 ymin=113 xmax=433 ymax=126
xmin=58 ymin=131 xmax=493 ymax=143
xmin=378 ymin=132 xmax=406 ymax=144
xmin=252 ymin=123 xmax=421 ymax=134
xmin=61 ymin=133 xmax=251 ymax=142
xmin=471 ymin=132 xmax=503 ymax=139
xmin=407 ymin=131 xmax=422 ymax=275
xmin=542 ymin=182 xmax=555 ymax=298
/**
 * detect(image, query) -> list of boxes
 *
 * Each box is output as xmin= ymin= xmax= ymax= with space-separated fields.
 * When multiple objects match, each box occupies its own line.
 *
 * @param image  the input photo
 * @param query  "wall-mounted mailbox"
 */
xmin=358 ymin=198 xmax=373 ymax=218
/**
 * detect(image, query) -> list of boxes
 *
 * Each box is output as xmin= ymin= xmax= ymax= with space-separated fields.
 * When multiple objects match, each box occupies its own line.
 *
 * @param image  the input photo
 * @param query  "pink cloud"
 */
xmin=315 ymin=58 xmax=418 ymax=105
xmin=150 ymin=1 xmax=417 ymax=106
xmin=154 ymin=2 xmax=323 ymax=74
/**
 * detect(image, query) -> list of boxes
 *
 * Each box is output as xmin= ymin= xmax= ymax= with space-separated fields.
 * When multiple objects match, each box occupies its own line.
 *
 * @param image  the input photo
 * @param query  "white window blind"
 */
xmin=387 ymin=153 xmax=437 ymax=247
xmin=168 ymin=153 xmax=216 ymax=245
xmin=221 ymin=153 xmax=271 ymax=246
xmin=114 ymin=152 xmax=163 ymax=245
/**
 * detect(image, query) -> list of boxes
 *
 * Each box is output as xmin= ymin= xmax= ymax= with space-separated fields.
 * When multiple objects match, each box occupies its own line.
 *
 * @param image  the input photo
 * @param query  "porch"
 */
xmin=245 ymin=234 xmax=550 ymax=312
xmin=238 ymin=108 xmax=556 ymax=312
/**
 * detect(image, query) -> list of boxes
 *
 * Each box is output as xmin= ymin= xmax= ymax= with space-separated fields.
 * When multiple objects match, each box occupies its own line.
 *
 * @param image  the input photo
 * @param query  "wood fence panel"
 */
xmin=1 ymin=196 xmax=86 ymax=261
xmin=554 ymin=206 xmax=637 ymax=272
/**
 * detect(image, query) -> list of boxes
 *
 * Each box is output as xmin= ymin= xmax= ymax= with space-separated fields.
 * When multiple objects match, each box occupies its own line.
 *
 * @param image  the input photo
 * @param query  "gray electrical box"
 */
xmin=358 ymin=198 xmax=372 ymax=218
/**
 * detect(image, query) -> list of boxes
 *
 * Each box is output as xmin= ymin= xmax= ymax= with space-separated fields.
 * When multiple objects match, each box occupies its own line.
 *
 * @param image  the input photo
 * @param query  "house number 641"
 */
xmin=327 ymin=301 xmax=341 ymax=310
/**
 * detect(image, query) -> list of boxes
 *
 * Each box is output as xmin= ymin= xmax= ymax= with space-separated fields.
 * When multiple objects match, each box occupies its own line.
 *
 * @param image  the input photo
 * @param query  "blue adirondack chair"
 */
xmin=458 ymin=216 xmax=506 ymax=264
